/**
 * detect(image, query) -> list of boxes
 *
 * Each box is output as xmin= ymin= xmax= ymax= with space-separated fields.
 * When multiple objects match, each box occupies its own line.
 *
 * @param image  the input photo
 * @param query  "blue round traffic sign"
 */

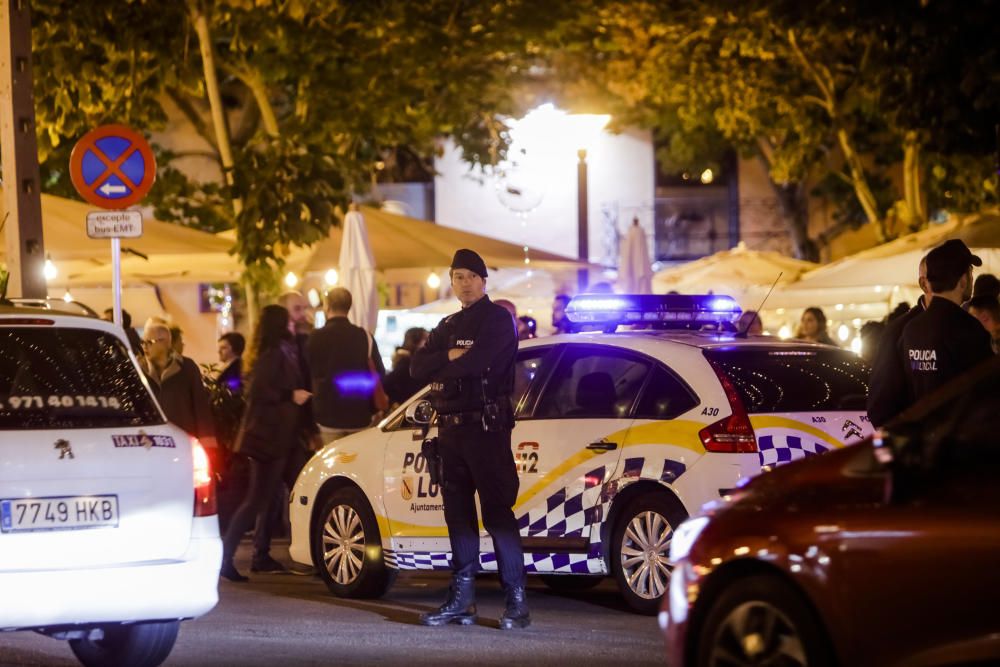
xmin=70 ymin=124 xmax=156 ymax=209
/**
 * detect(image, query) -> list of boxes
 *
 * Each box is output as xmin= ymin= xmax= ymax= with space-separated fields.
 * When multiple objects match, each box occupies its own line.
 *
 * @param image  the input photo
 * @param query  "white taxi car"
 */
xmin=0 ymin=306 xmax=221 ymax=667
xmin=289 ymin=295 xmax=872 ymax=613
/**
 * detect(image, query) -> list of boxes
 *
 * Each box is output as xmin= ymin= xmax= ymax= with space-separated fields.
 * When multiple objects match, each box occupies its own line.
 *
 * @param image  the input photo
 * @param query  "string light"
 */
xmin=62 ymin=290 xmax=73 ymax=302
xmin=43 ymin=256 xmax=57 ymax=281
xmin=324 ymin=269 xmax=338 ymax=286
xmin=284 ymin=271 xmax=299 ymax=288
xmin=427 ymin=272 xmax=441 ymax=289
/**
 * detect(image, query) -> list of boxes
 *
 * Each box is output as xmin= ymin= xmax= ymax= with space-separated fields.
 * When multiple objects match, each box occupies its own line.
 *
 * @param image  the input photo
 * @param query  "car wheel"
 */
xmin=315 ymin=486 xmax=395 ymax=599
xmin=69 ymin=620 xmax=179 ymax=667
xmin=695 ymin=575 xmax=833 ymax=667
xmin=539 ymin=574 xmax=604 ymax=593
xmin=610 ymin=493 xmax=684 ymax=614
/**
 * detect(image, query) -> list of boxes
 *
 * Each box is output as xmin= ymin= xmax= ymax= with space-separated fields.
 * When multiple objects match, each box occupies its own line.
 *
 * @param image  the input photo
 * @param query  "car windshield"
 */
xmin=0 ymin=327 xmax=163 ymax=429
xmin=705 ymin=347 xmax=869 ymax=413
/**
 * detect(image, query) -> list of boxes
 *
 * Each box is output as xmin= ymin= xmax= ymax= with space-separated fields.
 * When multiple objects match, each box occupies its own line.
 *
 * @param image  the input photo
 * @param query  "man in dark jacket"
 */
xmin=140 ymin=320 xmax=216 ymax=449
xmin=411 ymin=248 xmax=528 ymax=630
xmin=899 ymin=240 xmax=993 ymax=403
xmin=306 ymin=287 xmax=384 ymax=441
xmin=867 ymin=255 xmax=931 ymax=427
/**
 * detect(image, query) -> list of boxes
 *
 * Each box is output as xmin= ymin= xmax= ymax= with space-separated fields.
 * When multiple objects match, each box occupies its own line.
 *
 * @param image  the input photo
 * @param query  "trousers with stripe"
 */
xmin=438 ymin=422 xmax=525 ymax=589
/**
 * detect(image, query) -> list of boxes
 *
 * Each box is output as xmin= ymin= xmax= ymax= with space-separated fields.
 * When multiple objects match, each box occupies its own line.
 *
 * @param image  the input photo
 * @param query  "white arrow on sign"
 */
xmin=99 ymin=182 xmax=128 ymax=196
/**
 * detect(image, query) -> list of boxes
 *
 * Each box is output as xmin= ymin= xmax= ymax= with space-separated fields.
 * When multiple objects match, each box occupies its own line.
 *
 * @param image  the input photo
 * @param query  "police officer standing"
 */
xmin=411 ymin=248 xmax=529 ymax=630
xmin=899 ymin=240 xmax=993 ymax=402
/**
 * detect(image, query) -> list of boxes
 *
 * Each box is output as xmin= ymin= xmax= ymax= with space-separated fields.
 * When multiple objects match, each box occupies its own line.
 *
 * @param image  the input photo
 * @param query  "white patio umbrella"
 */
xmin=617 ymin=219 xmax=653 ymax=293
xmin=339 ymin=205 xmax=378 ymax=333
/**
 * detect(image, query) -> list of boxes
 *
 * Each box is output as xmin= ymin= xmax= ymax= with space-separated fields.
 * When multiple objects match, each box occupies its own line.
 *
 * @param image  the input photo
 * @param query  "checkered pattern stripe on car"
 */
xmin=384 ymin=455 xmax=687 ymax=575
xmin=757 ymin=434 xmax=829 ymax=467
xmin=516 ymin=465 xmax=607 ymax=538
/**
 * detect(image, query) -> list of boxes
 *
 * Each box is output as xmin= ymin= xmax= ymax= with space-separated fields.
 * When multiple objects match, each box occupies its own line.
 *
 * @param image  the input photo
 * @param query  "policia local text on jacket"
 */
xmin=410 ymin=248 xmax=529 ymax=630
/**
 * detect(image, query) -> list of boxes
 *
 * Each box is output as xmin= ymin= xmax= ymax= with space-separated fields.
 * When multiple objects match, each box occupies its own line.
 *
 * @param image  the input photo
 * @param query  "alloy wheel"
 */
xmin=619 ymin=509 xmax=672 ymax=599
xmin=709 ymin=600 xmax=807 ymax=666
xmin=322 ymin=504 xmax=366 ymax=585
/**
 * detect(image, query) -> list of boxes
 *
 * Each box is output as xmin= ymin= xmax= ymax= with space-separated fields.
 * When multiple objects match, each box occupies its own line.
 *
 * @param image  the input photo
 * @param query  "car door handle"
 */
xmin=587 ymin=441 xmax=618 ymax=452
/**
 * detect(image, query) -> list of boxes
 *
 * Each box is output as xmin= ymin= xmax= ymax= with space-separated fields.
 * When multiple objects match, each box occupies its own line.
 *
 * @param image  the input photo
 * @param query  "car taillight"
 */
xmin=192 ymin=438 xmax=217 ymax=516
xmin=699 ymin=361 xmax=758 ymax=453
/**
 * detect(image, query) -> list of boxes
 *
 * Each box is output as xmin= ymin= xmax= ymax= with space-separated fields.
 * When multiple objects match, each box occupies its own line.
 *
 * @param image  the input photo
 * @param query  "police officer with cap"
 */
xmin=899 ymin=239 xmax=993 ymax=403
xmin=411 ymin=248 xmax=529 ymax=629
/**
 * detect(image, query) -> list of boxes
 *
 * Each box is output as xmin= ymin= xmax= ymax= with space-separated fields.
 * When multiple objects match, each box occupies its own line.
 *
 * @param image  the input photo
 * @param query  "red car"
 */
xmin=662 ymin=356 xmax=1000 ymax=667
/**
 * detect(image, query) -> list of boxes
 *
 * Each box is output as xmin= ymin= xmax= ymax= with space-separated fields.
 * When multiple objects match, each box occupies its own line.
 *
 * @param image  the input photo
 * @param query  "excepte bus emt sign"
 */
xmin=86 ymin=210 xmax=143 ymax=239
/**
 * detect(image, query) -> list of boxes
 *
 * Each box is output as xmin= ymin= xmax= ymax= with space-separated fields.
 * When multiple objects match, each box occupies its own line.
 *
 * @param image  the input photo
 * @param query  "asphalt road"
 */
xmin=0 ymin=543 xmax=666 ymax=666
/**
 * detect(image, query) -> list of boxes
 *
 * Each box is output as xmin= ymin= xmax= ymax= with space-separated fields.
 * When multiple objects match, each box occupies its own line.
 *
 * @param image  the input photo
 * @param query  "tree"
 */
xmin=30 ymin=0 xmax=553 ymax=313
xmin=546 ymin=0 xmax=999 ymax=256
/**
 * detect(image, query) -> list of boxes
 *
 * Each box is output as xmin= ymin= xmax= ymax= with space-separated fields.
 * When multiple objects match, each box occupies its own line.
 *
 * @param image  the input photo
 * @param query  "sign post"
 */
xmin=69 ymin=125 xmax=155 ymax=325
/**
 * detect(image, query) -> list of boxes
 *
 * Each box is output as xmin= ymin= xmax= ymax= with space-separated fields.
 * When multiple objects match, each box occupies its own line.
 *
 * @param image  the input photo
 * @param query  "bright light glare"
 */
xmin=837 ymin=324 xmax=850 ymax=341
xmin=43 ymin=258 xmax=57 ymax=281
xmin=62 ymin=290 xmax=73 ymax=303
xmin=426 ymin=272 xmax=441 ymax=289
xmin=851 ymin=336 xmax=862 ymax=355
xmin=324 ymin=268 xmax=339 ymax=286
xmin=700 ymin=168 xmax=714 ymax=184
xmin=778 ymin=325 xmax=792 ymax=339
xmin=307 ymin=288 xmax=321 ymax=308
xmin=284 ymin=271 xmax=299 ymax=288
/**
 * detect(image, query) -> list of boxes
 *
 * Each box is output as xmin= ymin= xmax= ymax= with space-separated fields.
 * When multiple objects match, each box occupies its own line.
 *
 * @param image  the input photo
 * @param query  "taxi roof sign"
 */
xmin=565 ymin=293 xmax=742 ymax=332
xmin=69 ymin=124 xmax=156 ymax=210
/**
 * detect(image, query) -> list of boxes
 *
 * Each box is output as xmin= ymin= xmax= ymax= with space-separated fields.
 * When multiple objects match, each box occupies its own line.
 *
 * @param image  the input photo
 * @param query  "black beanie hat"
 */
xmin=450 ymin=248 xmax=488 ymax=278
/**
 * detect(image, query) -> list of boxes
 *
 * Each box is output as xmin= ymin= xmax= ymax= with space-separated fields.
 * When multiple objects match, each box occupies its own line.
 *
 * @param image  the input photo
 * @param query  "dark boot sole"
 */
xmin=499 ymin=616 xmax=531 ymax=630
xmin=419 ymin=614 xmax=478 ymax=627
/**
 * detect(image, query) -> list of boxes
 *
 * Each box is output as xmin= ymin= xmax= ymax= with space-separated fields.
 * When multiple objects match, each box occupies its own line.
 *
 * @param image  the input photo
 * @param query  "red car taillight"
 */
xmin=699 ymin=361 xmax=758 ymax=453
xmin=192 ymin=438 xmax=217 ymax=516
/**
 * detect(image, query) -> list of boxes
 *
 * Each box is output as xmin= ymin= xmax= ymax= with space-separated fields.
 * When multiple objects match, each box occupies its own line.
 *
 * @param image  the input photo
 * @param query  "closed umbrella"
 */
xmin=339 ymin=205 xmax=378 ymax=333
xmin=617 ymin=219 xmax=652 ymax=293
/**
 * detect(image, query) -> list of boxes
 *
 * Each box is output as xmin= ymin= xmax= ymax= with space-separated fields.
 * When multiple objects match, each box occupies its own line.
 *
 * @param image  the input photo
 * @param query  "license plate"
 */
xmin=0 ymin=495 xmax=119 ymax=533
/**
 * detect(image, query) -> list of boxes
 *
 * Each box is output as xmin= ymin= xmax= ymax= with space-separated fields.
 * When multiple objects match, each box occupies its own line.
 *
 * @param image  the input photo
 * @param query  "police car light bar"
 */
xmin=565 ymin=294 xmax=742 ymax=331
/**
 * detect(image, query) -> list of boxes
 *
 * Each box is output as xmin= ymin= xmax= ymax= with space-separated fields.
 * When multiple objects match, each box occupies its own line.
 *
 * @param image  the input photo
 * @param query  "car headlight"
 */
xmin=670 ymin=516 xmax=710 ymax=562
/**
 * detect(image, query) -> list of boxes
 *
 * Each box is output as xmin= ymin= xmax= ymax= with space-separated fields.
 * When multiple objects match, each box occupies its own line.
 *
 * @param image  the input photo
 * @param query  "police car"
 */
xmin=0 ymin=306 xmax=220 ymax=666
xmin=289 ymin=295 xmax=872 ymax=613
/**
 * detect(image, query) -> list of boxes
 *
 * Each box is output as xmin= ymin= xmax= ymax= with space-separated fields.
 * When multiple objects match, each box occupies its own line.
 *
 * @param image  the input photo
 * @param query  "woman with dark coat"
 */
xmin=220 ymin=305 xmax=311 ymax=582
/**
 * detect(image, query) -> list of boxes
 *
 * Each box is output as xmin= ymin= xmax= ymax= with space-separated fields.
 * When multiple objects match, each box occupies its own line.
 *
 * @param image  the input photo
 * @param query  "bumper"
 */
xmin=288 ymin=490 xmax=312 ymax=566
xmin=0 ymin=517 xmax=221 ymax=630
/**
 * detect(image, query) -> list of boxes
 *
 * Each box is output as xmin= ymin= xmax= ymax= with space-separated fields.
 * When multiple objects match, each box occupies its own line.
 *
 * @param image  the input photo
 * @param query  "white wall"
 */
xmin=434 ymin=125 xmax=655 ymax=267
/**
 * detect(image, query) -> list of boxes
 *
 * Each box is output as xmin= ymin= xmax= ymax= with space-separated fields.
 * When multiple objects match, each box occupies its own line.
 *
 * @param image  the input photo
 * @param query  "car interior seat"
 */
xmin=568 ymin=371 xmax=616 ymax=417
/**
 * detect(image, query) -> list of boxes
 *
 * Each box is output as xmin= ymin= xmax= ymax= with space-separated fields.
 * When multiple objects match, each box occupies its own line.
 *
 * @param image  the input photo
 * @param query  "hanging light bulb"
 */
xmin=43 ymin=256 xmax=57 ymax=281
xmin=837 ymin=324 xmax=850 ymax=342
xmin=324 ymin=268 xmax=339 ymax=286
xmin=778 ymin=325 xmax=792 ymax=340
xmin=62 ymin=290 xmax=73 ymax=302
xmin=284 ymin=271 xmax=299 ymax=288
xmin=426 ymin=272 xmax=441 ymax=289
xmin=307 ymin=288 xmax=321 ymax=308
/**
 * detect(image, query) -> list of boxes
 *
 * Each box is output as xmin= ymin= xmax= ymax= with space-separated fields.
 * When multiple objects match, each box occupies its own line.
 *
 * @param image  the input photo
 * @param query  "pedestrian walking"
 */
xmin=221 ymin=305 xmax=312 ymax=582
xmin=867 ymin=256 xmax=932 ymax=427
xmin=411 ymin=248 xmax=529 ymax=630
xmin=307 ymin=287 xmax=385 ymax=441
xmin=899 ymin=240 xmax=993 ymax=403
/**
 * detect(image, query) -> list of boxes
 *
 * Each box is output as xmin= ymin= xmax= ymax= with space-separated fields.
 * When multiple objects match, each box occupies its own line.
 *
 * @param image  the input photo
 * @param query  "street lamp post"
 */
xmin=577 ymin=148 xmax=589 ymax=292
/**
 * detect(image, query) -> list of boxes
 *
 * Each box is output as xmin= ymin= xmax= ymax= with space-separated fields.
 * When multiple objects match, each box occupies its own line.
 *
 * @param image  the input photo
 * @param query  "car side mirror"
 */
xmin=405 ymin=400 xmax=434 ymax=426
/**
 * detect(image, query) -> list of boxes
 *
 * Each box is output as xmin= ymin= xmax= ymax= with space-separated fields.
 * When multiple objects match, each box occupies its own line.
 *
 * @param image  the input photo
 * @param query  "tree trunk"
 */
xmin=834 ymin=126 xmax=885 ymax=242
xmin=188 ymin=1 xmax=258 ymax=327
xmin=902 ymin=131 xmax=926 ymax=234
xmin=771 ymin=180 xmax=819 ymax=262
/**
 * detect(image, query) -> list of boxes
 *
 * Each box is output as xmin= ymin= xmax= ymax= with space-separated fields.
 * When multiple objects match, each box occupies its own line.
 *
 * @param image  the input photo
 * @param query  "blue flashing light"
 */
xmin=333 ymin=371 xmax=376 ymax=398
xmin=565 ymin=294 xmax=742 ymax=332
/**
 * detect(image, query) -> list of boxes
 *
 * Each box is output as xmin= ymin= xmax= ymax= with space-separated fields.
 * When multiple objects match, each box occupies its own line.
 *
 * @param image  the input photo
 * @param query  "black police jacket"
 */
xmin=899 ymin=297 xmax=993 ymax=402
xmin=411 ymin=295 xmax=518 ymax=415
xmin=867 ymin=299 xmax=925 ymax=427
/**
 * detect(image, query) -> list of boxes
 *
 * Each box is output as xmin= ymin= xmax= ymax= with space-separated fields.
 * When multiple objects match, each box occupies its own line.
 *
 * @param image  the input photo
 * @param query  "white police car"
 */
xmin=0 ymin=306 xmax=221 ymax=666
xmin=289 ymin=295 xmax=872 ymax=613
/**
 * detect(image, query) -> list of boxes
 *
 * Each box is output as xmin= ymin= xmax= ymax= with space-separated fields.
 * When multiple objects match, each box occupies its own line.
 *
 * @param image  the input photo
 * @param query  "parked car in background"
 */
xmin=0 ymin=306 xmax=221 ymax=667
xmin=289 ymin=295 xmax=872 ymax=614
xmin=662 ymin=355 xmax=1000 ymax=667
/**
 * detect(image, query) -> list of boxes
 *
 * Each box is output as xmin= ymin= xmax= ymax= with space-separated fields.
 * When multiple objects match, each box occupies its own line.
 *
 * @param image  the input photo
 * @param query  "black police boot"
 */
xmin=419 ymin=574 xmax=477 ymax=626
xmin=499 ymin=586 xmax=530 ymax=630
